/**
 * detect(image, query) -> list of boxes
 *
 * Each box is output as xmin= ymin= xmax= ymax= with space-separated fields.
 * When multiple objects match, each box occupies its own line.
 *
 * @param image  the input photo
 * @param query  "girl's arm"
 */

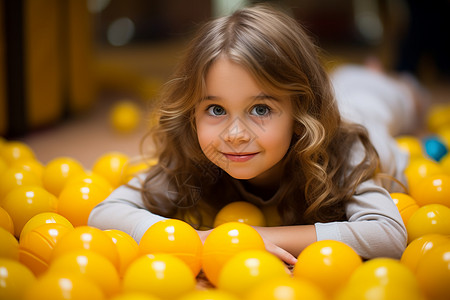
xmin=88 ymin=176 xmax=168 ymax=242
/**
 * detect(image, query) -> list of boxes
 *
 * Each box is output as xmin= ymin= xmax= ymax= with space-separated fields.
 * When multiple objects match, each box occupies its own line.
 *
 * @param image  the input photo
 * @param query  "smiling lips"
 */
xmin=222 ymin=152 xmax=258 ymax=162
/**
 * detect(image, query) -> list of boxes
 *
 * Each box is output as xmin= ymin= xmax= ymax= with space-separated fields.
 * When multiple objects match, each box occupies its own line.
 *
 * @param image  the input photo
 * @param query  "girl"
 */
xmin=89 ymin=4 xmax=420 ymax=264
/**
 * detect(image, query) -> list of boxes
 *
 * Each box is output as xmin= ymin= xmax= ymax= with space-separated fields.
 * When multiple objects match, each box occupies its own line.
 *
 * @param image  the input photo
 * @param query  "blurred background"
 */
xmin=1 ymin=0 xmax=449 ymax=168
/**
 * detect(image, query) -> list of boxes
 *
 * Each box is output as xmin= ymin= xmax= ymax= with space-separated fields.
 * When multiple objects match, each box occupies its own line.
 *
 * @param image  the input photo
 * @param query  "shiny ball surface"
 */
xmin=139 ymin=219 xmax=202 ymax=276
xmin=293 ymin=240 xmax=362 ymax=296
xmin=201 ymin=222 xmax=265 ymax=286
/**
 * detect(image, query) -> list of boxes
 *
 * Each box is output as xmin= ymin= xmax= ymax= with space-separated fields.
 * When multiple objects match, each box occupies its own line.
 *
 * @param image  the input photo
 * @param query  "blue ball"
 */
xmin=423 ymin=136 xmax=448 ymax=162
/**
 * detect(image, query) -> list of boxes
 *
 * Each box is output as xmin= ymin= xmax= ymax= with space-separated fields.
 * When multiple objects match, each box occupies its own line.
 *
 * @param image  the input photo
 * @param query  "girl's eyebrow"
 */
xmin=201 ymin=93 xmax=277 ymax=102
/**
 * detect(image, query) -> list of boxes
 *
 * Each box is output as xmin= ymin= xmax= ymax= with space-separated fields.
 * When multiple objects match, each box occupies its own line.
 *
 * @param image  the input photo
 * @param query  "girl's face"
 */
xmin=195 ymin=57 xmax=294 ymax=187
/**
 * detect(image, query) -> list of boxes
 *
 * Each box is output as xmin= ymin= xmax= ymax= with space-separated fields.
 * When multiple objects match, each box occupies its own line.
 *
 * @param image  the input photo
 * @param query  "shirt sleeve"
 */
xmin=315 ymin=179 xmax=407 ymax=259
xmin=88 ymin=175 xmax=168 ymax=243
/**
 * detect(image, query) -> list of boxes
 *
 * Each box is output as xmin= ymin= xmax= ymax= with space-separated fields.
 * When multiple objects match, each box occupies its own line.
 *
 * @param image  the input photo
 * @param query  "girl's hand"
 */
xmin=260 ymin=235 xmax=298 ymax=265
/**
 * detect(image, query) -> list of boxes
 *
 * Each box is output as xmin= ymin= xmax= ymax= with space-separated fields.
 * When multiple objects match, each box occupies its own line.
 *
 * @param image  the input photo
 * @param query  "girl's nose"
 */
xmin=222 ymin=118 xmax=252 ymax=145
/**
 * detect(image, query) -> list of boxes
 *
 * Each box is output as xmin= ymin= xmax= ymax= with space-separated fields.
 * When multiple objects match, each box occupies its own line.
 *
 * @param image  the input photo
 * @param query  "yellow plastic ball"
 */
xmin=396 ymin=135 xmax=424 ymax=158
xmin=51 ymin=226 xmax=120 ymax=269
xmin=20 ymin=212 xmax=73 ymax=241
xmin=0 ymin=258 xmax=36 ymax=300
xmin=104 ymin=229 xmax=139 ymax=277
xmin=201 ymin=222 xmax=266 ymax=286
xmin=48 ymin=249 xmax=121 ymax=297
xmin=0 ymin=167 xmax=41 ymax=201
xmin=24 ymin=272 xmax=105 ymax=300
xmin=0 ymin=227 xmax=19 ymax=260
xmin=92 ymin=152 xmax=129 ymax=188
xmin=65 ymin=172 xmax=114 ymax=195
xmin=109 ymin=101 xmax=141 ymax=134
xmin=0 ymin=157 xmax=7 ymax=175
xmin=19 ymin=223 xmax=73 ymax=276
xmin=139 ymin=219 xmax=203 ymax=276
xmin=401 ymin=233 xmax=450 ymax=273
xmin=437 ymin=125 xmax=450 ymax=147
xmin=415 ymin=242 xmax=450 ymax=300
xmin=441 ymin=153 xmax=450 ymax=175
xmin=245 ymin=277 xmax=327 ymax=300
xmin=218 ymin=249 xmax=290 ymax=297
xmin=121 ymin=158 xmax=157 ymax=184
xmin=110 ymin=292 xmax=161 ymax=300
xmin=0 ymin=206 xmax=15 ymax=234
xmin=411 ymin=174 xmax=450 ymax=207
xmin=179 ymin=289 xmax=240 ymax=300
xmin=122 ymin=253 xmax=196 ymax=299
xmin=292 ymin=240 xmax=362 ymax=297
xmin=11 ymin=159 xmax=44 ymax=182
xmin=335 ymin=282 xmax=426 ymax=300
xmin=2 ymin=185 xmax=57 ymax=237
xmin=57 ymin=181 xmax=111 ymax=227
xmin=427 ymin=104 xmax=450 ymax=133
xmin=214 ymin=201 xmax=266 ymax=227
xmin=390 ymin=192 xmax=419 ymax=226
xmin=0 ymin=141 xmax=35 ymax=165
xmin=342 ymin=258 xmax=423 ymax=298
xmin=405 ymin=157 xmax=443 ymax=191
xmin=406 ymin=204 xmax=450 ymax=243
xmin=42 ymin=157 xmax=85 ymax=196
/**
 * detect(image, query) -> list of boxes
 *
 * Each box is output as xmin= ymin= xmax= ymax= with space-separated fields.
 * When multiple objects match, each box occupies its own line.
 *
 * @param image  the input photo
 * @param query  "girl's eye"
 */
xmin=207 ymin=105 xmax=226 ymax=116
xmin=250 ymin=104 xmax=271 ymax=116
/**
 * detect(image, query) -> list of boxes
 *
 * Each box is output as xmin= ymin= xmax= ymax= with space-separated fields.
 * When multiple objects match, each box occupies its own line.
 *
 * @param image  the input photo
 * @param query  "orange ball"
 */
xmin=121 ymin=158 xmax=157 ymax=185
xmin=24 ymin=272 xmax=105 ymax=300
xmin=57 ymin=181 xmax=111 ymax=227
xmin=11 ymin=159 xmax=45 ymax=182
xmin=396 ymin=135 xmax=424 ymax=158
xmin=20 ymin=212 xmax=73 ymax=241
xmin=406 ymin=204 xmax=450 ymax=243
xmin=410 ymin=174 xmax=450 ymax=207
xmin=246 ymin=277 xmax=327 ymax=300
xmin=42 ymin=157 xmax=85 ymax=196
xmin=2 ymin=186 xmax=57 ymax=238
xmin=0 ymin=167 xmax=41 ymax=201
xmin=401 ymin=233 xmax=450 ymax=273
xmin=0 ymin=258 xmax=36 ymax=300
xmin=415 ymin=242 xmax=450 ymax=300
xmin=109 ymin=101 xmax=141 ymax=134
xmin=48 ymin=249 xmax=121 ymax=297
xmin=0 ymin=227 xmax=19 ymax=260
xmin=338 ymin=258 xmax=423 ymax=300
xmin=405 ymin=157 xmax=443 ymax=192
xmin=19 ymin=223 xmax=73 ymax=276
xmin=122 ymin=253 xmax=196 ymax=299
xmin=217 ymin=249 xmax=290 ymax=296
xmin=65 ymin=172 xmax=114 ymax=194
xmin=51 ymin=226 xmax=120 ymax=269
xmin=0 ymin=206 xmax=14 ymax=234
xmin=214 ymin=202 xmax=266 ymax=227
xmin=201 ymin=222 xmax=265 ymax=286
xmin=390 ymin=192 xmax=419 ymax=226
xmin=0 ymin=141 xmax=35 ymax=165
xmin=139 ymin=219 xmax=203 ymax=276
xmin=293 ymin=240 xmax=362 ymax=297
xmin=92 ymin=152 xmax=129 ymax=188
xmin=105 ymin=229 xmax=139 ymax=277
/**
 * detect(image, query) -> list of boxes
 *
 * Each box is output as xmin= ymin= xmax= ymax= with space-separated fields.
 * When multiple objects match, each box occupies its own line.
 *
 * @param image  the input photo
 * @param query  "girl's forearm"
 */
xmin=253 ymin=225 xmax=317 ymax=258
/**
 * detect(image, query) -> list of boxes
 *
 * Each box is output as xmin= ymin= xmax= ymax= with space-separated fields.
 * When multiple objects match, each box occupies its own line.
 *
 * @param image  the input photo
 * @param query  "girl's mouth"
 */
xmin=222 ymin=152 xmax=258 ymax=162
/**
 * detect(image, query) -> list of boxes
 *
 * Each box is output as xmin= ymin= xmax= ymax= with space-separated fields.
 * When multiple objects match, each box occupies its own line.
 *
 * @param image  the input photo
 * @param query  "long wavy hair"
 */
xmin=140 ymin=4 xmax=380 ymax=227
